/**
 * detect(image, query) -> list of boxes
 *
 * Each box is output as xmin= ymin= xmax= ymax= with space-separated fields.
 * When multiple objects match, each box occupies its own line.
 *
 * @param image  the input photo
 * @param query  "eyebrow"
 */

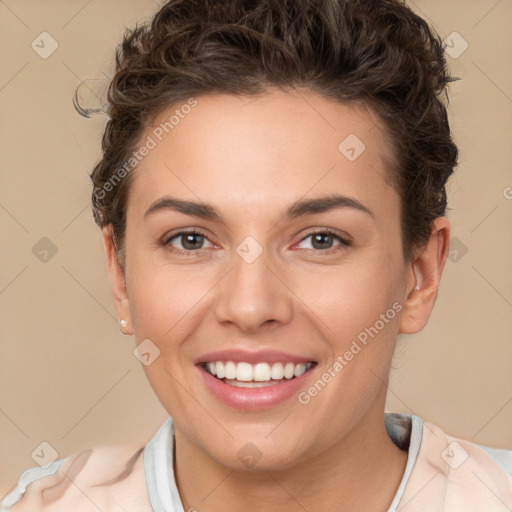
xmin=144 ymin=194 xmax=375 ymax=222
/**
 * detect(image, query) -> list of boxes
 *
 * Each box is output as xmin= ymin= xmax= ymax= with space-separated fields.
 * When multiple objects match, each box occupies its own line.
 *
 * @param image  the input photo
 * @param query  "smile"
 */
xmin=197 ymin=359 xmax=318 ymax=410
xmin=203 ymin=361 xmax=316 ymax=387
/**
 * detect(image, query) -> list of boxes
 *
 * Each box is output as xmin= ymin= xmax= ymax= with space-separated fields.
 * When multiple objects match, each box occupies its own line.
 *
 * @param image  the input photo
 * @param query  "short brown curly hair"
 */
xmin=79 ymin=0 xmax=458 ymax=265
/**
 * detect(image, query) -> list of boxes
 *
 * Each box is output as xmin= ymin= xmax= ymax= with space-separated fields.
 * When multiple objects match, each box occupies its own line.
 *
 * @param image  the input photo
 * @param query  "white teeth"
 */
xmin=253 ymin=363 xmax=271 ymax=381
xmin=225 ymin=361 xmax=236 ymax=379
xmin=284 ymin=362 xmax=295 ymax=379
xmin=236 ymin=362 xmax=253 ymax=381
xmin=270 ymin=363 xmax=284 ymax=380
xmin=294 ymin=363 xmax=306 ymax=377
xmin=215 ymin=361 xmax=225 ymax=379
xmin=204 ymin=361 xmax=314 ymax=382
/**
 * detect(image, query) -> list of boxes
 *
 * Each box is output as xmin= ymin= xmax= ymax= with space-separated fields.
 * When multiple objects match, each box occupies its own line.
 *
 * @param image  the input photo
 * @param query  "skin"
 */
xmin=103 ymin=87 xmax=450 ymax=512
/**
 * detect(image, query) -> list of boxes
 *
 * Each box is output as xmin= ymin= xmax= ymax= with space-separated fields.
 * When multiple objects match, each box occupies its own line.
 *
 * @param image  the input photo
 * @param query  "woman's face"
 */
xmin=109 ymin=88 xmax=437 ymax=470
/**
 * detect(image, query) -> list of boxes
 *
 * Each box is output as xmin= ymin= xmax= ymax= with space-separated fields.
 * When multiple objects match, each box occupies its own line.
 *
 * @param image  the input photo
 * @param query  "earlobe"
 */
xmin=398 ymin=217 xmax=451 ymax=335
xmin=102 ymin=227 xmax=133 ymax=335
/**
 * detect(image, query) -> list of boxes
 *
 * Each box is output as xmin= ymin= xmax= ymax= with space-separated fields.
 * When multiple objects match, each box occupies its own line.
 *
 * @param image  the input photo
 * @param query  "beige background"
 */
xmin=1 ymin=0 xmax=511 ymax=495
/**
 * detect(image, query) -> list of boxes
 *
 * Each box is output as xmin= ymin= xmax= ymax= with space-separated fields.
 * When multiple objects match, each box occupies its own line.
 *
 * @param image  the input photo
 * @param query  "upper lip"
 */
xmin=195 ymin=349 xmax=317 ymax=365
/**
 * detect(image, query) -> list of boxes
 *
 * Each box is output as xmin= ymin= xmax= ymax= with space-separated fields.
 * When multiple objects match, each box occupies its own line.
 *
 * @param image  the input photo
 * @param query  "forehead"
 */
xmin=127 ymin=88 xmax=399 ymax=227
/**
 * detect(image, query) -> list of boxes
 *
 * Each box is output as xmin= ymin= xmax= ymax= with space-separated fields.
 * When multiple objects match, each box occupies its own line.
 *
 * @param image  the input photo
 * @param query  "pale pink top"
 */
xmin=1 ymin=413 xmax=511 ymax=511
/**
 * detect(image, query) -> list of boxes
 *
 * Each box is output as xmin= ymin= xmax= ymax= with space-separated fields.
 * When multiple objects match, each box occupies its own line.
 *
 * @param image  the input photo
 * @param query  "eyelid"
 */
xmin=163 ymin=228 xmax=216 ymax=253
xmin=163 ymin=227 xmax=211 ymax=243
xmin=294 ymin=228 xmax=352 ymax=250
xmin=298 ymin=227 xmax=351 ymax=242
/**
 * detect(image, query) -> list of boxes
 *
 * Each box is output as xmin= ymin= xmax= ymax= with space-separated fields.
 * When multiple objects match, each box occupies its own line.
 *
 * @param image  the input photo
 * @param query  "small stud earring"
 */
xmin=415 ymin=285 xmax=420 ymax=290
xmin=119 ymin=319 xmax=128 ymax=329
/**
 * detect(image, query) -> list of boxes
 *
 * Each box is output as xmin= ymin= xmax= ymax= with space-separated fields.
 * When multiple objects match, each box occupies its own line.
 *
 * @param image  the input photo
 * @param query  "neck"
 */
xmin=173 ymin=399 xmax=408 ymax=512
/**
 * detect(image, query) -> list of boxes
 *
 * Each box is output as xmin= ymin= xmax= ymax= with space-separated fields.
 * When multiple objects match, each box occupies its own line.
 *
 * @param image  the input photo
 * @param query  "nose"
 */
xmin=214 ymin=244 xmax=294 ymax=333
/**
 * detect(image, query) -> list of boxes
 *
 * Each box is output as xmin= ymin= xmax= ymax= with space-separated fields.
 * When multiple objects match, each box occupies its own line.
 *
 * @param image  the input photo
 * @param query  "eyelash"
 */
xmin=297 ymin=228 xmax=352 ymax=254
xmin=163 ymin=228 xmax=351 ymax=256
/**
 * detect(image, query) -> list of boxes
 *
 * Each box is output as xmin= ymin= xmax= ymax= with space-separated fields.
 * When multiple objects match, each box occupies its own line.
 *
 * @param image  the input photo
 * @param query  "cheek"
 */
xmin=126 ymin=264 xmax=216 ymax=413
xmin=288 ymin=255 xmax=400 ymax=343
xmin=128 ymin=265 xmax=215 ymax=341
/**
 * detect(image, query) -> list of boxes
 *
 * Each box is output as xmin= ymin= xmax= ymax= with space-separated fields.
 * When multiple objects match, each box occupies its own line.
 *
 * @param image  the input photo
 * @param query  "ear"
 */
xmin=398 ymin=216 xmax=450 ymax=334
xmin=102 ymin=227 xmax=133 ymax=335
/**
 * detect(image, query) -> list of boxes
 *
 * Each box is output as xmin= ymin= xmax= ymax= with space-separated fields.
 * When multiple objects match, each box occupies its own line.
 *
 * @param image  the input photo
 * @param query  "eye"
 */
xmin=164 ymin=230 xmax=214 ymax=253
xmin=163 ymin=228 xmax=350 ymax=255
xmin=295 ymin=229 xmax=351 ymax=252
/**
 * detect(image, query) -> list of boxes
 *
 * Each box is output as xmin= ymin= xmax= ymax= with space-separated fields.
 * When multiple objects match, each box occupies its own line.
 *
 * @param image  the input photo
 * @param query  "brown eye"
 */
xmin=296 ymin=230 xmax=351 ymax=252
xmin=311 ymin=233 xmax=335 ymax=250
xmin=165 ymin=230 xmax=213 ymax=252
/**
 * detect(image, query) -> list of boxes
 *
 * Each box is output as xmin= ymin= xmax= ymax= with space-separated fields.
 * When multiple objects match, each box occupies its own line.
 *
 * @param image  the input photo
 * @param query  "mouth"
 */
xmin=194 ymin=349 xmax=320 ymax=410
xmin=199 ymin=360 xmax=318 ymax=388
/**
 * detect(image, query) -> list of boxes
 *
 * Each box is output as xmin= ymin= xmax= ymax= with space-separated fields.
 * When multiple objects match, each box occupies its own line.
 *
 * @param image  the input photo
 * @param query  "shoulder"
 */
xmin=477 ymin=444 xmax=512 ymax=475
xmin=0 ymin=443 xmax=152 ymax=512
xmin=400 ymin=419 xmax=512 ymax=510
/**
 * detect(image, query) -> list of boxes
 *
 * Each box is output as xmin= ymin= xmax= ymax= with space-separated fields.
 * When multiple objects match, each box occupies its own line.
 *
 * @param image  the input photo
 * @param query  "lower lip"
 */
xmin=197 ymin=365 xmax=316 ymax=411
